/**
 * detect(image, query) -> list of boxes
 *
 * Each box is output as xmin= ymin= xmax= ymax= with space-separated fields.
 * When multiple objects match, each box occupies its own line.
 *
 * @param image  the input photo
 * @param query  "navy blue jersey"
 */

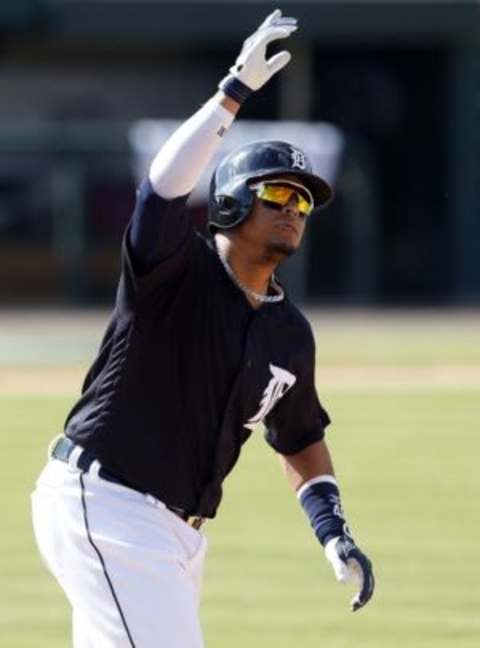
xmin=64 ymin=179 xmax=330 ymax=517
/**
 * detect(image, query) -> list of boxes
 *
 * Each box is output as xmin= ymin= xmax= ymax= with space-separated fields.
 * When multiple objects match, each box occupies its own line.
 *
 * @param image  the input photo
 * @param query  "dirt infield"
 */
xmin=1 ymin=366 xmax=86 ymax=396
xmin=1 ymin=307 xmax=480 ymax=394
xmin=2 ymin=363 xmax=480 ymax=396
xmin=318 ymin=364 xmax=480 ymax=390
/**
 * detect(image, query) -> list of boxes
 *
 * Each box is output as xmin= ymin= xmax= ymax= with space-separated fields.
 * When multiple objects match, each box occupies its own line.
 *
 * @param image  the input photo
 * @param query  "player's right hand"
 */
xmin=226 ymin=9 xmax=297 ymax=92
xmin=324 ymin=535 xmax=375 ymax=612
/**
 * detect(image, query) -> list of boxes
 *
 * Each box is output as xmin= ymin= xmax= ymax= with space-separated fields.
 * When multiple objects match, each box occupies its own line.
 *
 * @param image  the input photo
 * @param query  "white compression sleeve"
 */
xmin=148 ymin=98 xmax=235 ymax=200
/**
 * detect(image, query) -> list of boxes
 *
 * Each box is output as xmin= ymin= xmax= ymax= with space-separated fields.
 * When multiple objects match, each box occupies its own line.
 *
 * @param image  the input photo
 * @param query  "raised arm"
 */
xmin=149 ymin=8 xmax=297 ymax=200
xmin=130 ymin=9 xmax=298 ymax=271
xmin=148 ymin=93 xmax=239 ymax=200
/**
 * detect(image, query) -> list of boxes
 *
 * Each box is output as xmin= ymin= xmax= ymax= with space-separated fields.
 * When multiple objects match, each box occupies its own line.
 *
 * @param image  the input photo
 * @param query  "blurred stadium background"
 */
xmin=1 ymin=1 xmax=479 ymax=647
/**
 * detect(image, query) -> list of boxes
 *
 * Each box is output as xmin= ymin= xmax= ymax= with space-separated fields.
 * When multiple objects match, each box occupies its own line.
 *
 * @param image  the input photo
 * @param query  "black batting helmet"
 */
xmin=208 ymin=140 xmax=333 ymax=232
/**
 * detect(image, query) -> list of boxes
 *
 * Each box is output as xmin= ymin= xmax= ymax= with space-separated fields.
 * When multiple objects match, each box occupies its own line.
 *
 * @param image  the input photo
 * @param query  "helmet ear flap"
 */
xmin=209 ymin=185 xmax=255 ymax=232
xmin=217 ymin=195 xmax=237 ymax=216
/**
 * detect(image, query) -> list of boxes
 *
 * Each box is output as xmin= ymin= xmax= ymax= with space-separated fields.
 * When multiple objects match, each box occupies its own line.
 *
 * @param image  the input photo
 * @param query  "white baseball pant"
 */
xmin=31 ymin=457 xmax=207 ymax=648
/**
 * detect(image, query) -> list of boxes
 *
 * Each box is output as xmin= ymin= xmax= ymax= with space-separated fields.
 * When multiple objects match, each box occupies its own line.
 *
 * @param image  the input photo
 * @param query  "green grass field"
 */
xmin=1 ymin=309 xmax=479 ymax=647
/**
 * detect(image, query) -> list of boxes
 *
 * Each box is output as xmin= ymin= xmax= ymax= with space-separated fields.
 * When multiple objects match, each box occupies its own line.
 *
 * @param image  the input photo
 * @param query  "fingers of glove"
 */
xmin=265 ymin=16 xmax=298 ymax=30
xmin=350 ymin=576 xmax=374 ymax=612
xmin=265 ymin=50 xmax=292 ymax=78
xmin=348 ymin=555 xmax=375 ymax=612
xmin=258 ymin=8 xmax=284 ymax=30
xmin=259 ymin=9 xmax=297 ymax=30
xmin=256 ymin=25 xmax=297 ymax=52
xmin=241 ymin=23 xmax=296 ymax=62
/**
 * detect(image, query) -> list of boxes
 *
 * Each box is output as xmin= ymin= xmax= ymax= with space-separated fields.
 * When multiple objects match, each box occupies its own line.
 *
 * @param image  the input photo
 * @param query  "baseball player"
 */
xmin=32 ymin=10 xmax=374 ymax=647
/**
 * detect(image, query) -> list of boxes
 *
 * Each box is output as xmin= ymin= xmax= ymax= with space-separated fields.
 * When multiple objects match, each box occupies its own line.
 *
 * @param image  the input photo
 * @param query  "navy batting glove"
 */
xmin=325 ymin=535 xmax=375 ymax=612
xmin=298 ymin=477 xmax=375 ymax=612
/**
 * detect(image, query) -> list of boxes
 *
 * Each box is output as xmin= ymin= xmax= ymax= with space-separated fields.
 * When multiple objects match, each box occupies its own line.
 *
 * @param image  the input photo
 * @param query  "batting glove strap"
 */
xmin=218 ymin=75 xmax=253 ymax=105
xmin=325 ymin=535 xmax=375 ymax=612
xmin=298 ymin=478 xmax=351 ymax=547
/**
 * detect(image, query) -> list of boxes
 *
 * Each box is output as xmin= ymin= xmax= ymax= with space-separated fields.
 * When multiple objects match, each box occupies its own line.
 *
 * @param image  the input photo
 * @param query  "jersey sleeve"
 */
xmin=126 ymin=177 xmax=192 ymax=275
xmin=113 ymin=177 xmax=195 ymax=311
xmin=264 ymin=326 xmax=330 ymax=455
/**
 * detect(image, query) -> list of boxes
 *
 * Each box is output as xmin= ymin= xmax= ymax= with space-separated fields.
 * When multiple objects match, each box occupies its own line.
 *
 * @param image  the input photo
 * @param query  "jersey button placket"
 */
xmin=244 ymin=316 xmax=257 ymax=373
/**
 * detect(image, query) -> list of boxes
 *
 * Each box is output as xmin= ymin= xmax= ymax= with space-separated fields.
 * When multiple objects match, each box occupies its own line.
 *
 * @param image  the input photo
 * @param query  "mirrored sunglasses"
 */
xmin=251 ymin=180 xmax=314 ymax=216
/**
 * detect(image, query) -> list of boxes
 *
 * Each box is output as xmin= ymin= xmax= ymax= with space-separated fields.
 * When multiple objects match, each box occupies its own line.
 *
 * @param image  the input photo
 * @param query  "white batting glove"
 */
xmin=325 ymin=535 xmax=375 ymax=612
xmin=219 ymin=9 xmax=297 ymax=103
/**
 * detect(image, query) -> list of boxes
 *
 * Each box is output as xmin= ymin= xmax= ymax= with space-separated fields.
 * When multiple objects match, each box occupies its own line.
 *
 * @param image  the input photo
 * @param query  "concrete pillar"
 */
xmin=277 ymin=40 xmax=313 ymax=302
xmin=449 ymin=45 xmax=480 ymax=302
xmin=51 ymin=160 xmax=88 ymax=301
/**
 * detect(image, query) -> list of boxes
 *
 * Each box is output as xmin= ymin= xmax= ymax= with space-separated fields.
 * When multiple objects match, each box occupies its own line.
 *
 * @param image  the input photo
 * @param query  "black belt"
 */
xmin=51 ymin=436 xmax=205 ymax=530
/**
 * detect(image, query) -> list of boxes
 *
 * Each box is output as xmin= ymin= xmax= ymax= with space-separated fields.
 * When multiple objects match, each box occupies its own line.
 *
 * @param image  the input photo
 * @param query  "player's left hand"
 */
xmin=324 ymin=535 xmax=375 ymax=612
xmin=227 ymin=9 xmax=298 ymax=92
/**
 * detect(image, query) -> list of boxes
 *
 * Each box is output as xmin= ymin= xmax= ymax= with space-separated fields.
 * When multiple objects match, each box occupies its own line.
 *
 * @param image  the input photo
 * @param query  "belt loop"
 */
xmin=89 ymin=459 xmax=101 ymax=480
xmin=146 ymin=493 xmax=166 ymax=510
xmin=68 ymin=445 xmax=83 ymax=470
xmin=47 ymin=433 xmax=63 ymax=461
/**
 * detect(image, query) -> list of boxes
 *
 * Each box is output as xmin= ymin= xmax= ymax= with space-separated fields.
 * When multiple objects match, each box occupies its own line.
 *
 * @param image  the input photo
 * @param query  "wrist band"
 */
xmin=298 ymin=476 xmax=350 ymax=547
xmin=218 ymin=74 xmax=253 ymax=105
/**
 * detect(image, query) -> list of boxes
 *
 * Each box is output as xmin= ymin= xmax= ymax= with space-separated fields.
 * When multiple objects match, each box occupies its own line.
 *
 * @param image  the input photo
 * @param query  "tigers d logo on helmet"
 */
xmin=290 ymin=146 xmax=307 ymax=170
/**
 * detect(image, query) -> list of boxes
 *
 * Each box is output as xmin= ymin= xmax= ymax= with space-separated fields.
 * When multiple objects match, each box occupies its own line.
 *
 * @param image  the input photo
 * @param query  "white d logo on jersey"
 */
xmin=290 ymin=147 xmax=307 ymax=170
xmin=245 ymin=364 xmax=296 ymax=430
